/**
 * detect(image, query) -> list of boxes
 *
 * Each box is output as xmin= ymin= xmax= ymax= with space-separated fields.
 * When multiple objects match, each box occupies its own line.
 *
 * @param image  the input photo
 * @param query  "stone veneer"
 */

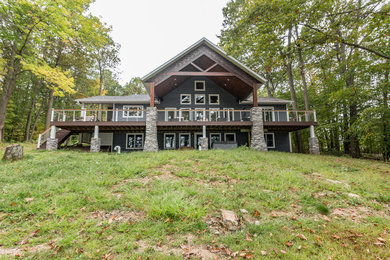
xmin=90 ymin=138 xmax=101 ymax=153
xmin=309 ymin=137 xmax=320 ymax=154
xmin=143 ymin=107 xmax=158 ymax=152
xmin=250 ymin=107 xmax=267 ymax=151
xmin=46 ymin=138 xmax=58 ymax=151
xmin=200 ymin=137 xmax=209 ymax=151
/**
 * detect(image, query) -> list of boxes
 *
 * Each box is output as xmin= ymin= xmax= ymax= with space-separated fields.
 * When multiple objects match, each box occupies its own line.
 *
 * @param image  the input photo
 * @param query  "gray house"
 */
xmin=40 ymin=38 xmax=319 ymax=154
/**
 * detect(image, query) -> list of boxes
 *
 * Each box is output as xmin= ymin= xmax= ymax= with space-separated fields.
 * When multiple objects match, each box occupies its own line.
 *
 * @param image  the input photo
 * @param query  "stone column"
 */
xmin=309 ymin=125 xmax=320 ymax=154
xmin=200 ymin=137 xmax=208 ymax=151
xmin=144 ymin=107 xmax=158 ymax=152
xmin=250 ymin=107 xmax=267 ymax=151
xmin=47 ymin=126 xmax=58 ymax=151
xmin=90 ymin=126 xmax=101 ymax=153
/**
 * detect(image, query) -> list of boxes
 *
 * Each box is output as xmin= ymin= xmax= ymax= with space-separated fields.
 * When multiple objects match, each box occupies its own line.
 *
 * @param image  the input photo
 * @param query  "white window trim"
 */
xmin=195 ymin=108 xmax=206 ymax=121
xmin=209 ymin=94 xmax=220 ymax=105
xmin=224 ymin=133 xmax=236 ymax=142
xmin=179 ymin=133 xmax=191 ymax=148
xmin=209 ymin=108 xmax=220 ymax=121
xmin=164 ymin=133 xmax=176 ymax=150
xmin=123 ymin=105 xmax=144 ymax=118
xmin=126 ymin=133 xmax=144 ymax=150
xmin=261 ymin=106 xmax=275 ymax=122
xmin=209 ymin=133 xmax=221 ymax=146
xmin=165 ymin=107 xmax=177 ymax=122
xmin=194 ymin=80 xmax=205 ymax=91
xmin=195 ymin=94 xmax=206 ymax=105
xmin=223 ymin=108 xmax=234 ymax=121
xmin=264 ymin=133 xmax=275 ymax=148
xmin=179 ymin=108 xmax=192 ymax=121
xmin=180 ymin=94 xmax=192 ymax=105
xmin=194 ymin=132 xmax=203 ymax=149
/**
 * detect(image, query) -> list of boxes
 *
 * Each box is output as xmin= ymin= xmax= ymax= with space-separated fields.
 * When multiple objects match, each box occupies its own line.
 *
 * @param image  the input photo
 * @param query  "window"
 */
xmin=195 ymin=108 xmax=205 ymax=121
xmin=180 ymin=94 xmax=191 ymax=105
xmin=165 ymin=108 xmax=177 ymax=122
xmin=123 ymin=106 xmax=143 ymax=118
xmin=179 ymin=133 xmax=191 ymax=148
xmin=223 ymin=108 xmax=234 ymax=121
xmin=209 ymin=94 xmax=220 ymax=105
xmin=210 ymin=133 xmax=221 ymax=147
xmin=179 ymin=109 xmax=191 ymax=121
xmin=195 ymin=94 xmax=205 ymax=105
xmin=264 ymin=133 xmax=275 ymax=148
xmin=194 ymin=80 xmax=205 ymax=91
xmin=224 ymin=133 xmax=236 ymax=142
xmin=209 ymin=109 xmax=220 ymax=121
xmin=126 ymin=133 xmax=144 ymax=149
xmin=164 ymin=133 xmax=176 ymax=149
xmin=261 ymin=107 xmax=274 ymax=122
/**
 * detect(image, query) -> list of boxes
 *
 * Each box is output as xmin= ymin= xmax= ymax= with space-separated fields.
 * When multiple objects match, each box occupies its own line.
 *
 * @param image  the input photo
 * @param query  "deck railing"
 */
xmin=37 ymin=127 xmax=51 ymax=149
xmin=51 ymin=109 xmax=146 ymax=122
xmin=263 ymin=110 xmax=316 ymax=122
xmin=157 ymin=109 xmax=252 ymax=122
xmin=51 ymin=108 xmax=316 ymax=123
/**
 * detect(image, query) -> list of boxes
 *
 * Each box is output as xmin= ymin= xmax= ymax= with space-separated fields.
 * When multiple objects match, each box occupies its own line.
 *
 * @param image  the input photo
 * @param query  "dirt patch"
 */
xmin=0 ymin=243 xmax=50 ymax=256
xmin=330 ymin=206 xmax=390 ymax=222
xmin=90 ymin=210 xmax=145 ymax=223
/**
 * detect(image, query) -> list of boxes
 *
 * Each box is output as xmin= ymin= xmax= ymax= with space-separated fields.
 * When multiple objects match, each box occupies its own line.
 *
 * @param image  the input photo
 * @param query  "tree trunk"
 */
xmin=295 ymin=25 xmax=310 ymax=113
xmin=24 ymin=95 xmax=36 ymax=141
xmin=0 ymin=49 xmax=21 ymax=143
xmin=45 ymin=89 xmax=54 ymax=130
xmin=30 ymin=97 xmax=45 ymax=141
xmin=286 ymin=27 xmax=303 ymax=153
xmin=383 ymin=71 xmax=390 ymax=161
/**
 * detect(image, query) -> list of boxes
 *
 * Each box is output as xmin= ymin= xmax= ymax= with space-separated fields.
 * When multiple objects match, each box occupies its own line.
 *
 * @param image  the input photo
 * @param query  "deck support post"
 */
xmin=250 ymin=107 xmax=267 ymax=151
xmin=200 ymin=125 xmax=208 ymax=151
xmin=47 ymin=126 xmax=58 ymax=151
xmin=144 ymin=107 xmax=158 ymax=152
xmin=308 ymin=125 xmax=320 ymax=154
xmin=90 ymin=126 xmax=101 ymax=153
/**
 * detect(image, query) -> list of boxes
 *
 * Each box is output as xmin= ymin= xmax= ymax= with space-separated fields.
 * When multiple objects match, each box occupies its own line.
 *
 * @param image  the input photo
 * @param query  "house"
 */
xmin=39 ymin=38 xmax=319 ymax=154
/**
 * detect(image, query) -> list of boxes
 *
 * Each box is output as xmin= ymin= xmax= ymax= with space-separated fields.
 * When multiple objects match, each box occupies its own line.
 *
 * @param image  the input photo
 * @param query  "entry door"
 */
xmin=194 ymin=133 xmax=203 ymax=150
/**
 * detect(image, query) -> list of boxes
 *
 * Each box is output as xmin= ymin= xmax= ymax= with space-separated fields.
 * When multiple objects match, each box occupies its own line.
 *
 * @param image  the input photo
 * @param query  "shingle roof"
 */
xmin=75 ymin=95 xmax=150 ymax=104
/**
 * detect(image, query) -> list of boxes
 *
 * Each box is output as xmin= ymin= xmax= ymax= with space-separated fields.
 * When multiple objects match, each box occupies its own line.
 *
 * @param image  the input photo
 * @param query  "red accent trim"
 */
xmin=252 ymin=83 xmax=258 ymax=107
xmin=150 ymin=82 xmax=155 ymax=107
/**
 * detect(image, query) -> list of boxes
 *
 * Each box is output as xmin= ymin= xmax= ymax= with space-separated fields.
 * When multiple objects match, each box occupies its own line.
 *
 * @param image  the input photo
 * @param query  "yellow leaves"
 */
xmin=22 ymin=61 xmax=76 ymax=96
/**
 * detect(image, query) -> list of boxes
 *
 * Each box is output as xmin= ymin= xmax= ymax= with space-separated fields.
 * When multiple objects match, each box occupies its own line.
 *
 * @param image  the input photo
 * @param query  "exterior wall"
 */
xmin=267 ymin=132 xmax=291 ymax=152
xmin=113 ymin=131 xmax=145 ymax=152
xmin=111 ymin=103 xmax=149 ymax=122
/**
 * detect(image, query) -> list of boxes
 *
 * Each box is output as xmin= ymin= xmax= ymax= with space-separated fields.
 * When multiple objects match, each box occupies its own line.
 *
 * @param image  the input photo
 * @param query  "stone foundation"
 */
xmin=46 ymin=138 xmax=58 ymax=151
xmin=90 ymin=138 xmax=101 ymax=153
xmin=309 ymin=137 xmax=320 ymax=154
xmin=250 ymin=107 xmax=267 ymax=151
xmin=200 ymin=137 xmax=208 ymax=151
xmin=144 ymin=107 xmax=158 ymax=152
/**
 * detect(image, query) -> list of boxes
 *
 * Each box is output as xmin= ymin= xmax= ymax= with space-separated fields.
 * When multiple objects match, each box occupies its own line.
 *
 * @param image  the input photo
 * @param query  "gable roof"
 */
xmin=142 ymin=37 xmax=266 ymax=87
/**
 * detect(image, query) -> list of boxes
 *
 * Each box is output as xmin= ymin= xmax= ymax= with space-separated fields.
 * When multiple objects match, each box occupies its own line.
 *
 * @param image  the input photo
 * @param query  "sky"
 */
xmin=89 ymin=0 xmax=230 ymax=85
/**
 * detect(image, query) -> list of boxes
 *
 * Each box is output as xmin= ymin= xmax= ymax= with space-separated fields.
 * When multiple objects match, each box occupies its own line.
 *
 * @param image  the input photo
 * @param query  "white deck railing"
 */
xmin=51 ymin=109 xmax=146 ymax=122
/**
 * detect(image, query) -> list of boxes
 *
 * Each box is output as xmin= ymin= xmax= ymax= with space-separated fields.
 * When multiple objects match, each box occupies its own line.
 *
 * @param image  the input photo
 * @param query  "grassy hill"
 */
xmin=0 ymin=144 xmax=389 ymax=259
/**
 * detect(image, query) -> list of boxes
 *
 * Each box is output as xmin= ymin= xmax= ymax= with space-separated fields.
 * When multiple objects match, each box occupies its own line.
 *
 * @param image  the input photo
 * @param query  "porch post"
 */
xmin=250 ymin=107 xmax=267 ymax=151
xmin=200 ymin=125 xmax=208 ymax=151
xmin=308 ymin=125 xmax=320 ymax=154
xmin=252 ymin=83 xmax=258 ymax=107
xmin=150 ymin=82 xmax=155 ymax=107
xmin=46 ymin=125 xmax=58 ymax=151
xmin=90 ymin=125 xmax=101 ymax=153
xmin=144 ymin=107 xmax=158 ymax=152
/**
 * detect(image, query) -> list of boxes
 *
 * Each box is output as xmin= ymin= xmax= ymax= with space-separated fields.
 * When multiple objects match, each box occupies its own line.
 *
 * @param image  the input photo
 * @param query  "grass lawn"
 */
xmin=0 ymin=144 xmax=389 ymax=259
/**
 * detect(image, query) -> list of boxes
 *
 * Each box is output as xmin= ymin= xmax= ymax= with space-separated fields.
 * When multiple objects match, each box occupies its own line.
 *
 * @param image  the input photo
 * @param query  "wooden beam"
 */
xmin=205 ymin=63 xmax=219 ymax=72
xmin=252 ymin=83 xmax=258 ymax=107
xmin=163 ymin=72 xmax=236 ymax=77
xmin=150 ymin=82 xmax=155 ymax=107
xmin=190 ymin=62 xmax=204 ymax=72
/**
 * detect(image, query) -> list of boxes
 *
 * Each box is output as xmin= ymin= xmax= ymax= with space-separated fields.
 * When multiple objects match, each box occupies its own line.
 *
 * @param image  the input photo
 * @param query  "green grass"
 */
xmin=0 ymin=144 xmax=389 ymax=259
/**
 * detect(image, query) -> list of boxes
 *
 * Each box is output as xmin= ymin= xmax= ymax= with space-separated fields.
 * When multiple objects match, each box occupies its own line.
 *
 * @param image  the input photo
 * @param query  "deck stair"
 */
xmin=38 ymin=129 xmax=72 ymax=150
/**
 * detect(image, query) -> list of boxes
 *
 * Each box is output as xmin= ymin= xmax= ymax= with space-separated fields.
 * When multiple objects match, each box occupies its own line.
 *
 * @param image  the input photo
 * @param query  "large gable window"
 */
xmin=264 ymin=133 xmax=275 ymax=148
xmin=209 ymin=94 xmax=220 ymax=105
xmin=194 ymin=80 xmax=205 ymax=91
xmin=123 ymin=105 xmax=143 ymax=118
xmin=126 ymin=133 xmax=144 ymax=149
xmin=195 ymin=94 xmax=205 ymax=105
xmin=180 ymin=94 xmax=191 ymax=105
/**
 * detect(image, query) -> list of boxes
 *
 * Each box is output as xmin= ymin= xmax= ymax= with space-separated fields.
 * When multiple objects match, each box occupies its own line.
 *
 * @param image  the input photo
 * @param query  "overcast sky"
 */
xmin=89 ymin=0 xmax=230 ymax=84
